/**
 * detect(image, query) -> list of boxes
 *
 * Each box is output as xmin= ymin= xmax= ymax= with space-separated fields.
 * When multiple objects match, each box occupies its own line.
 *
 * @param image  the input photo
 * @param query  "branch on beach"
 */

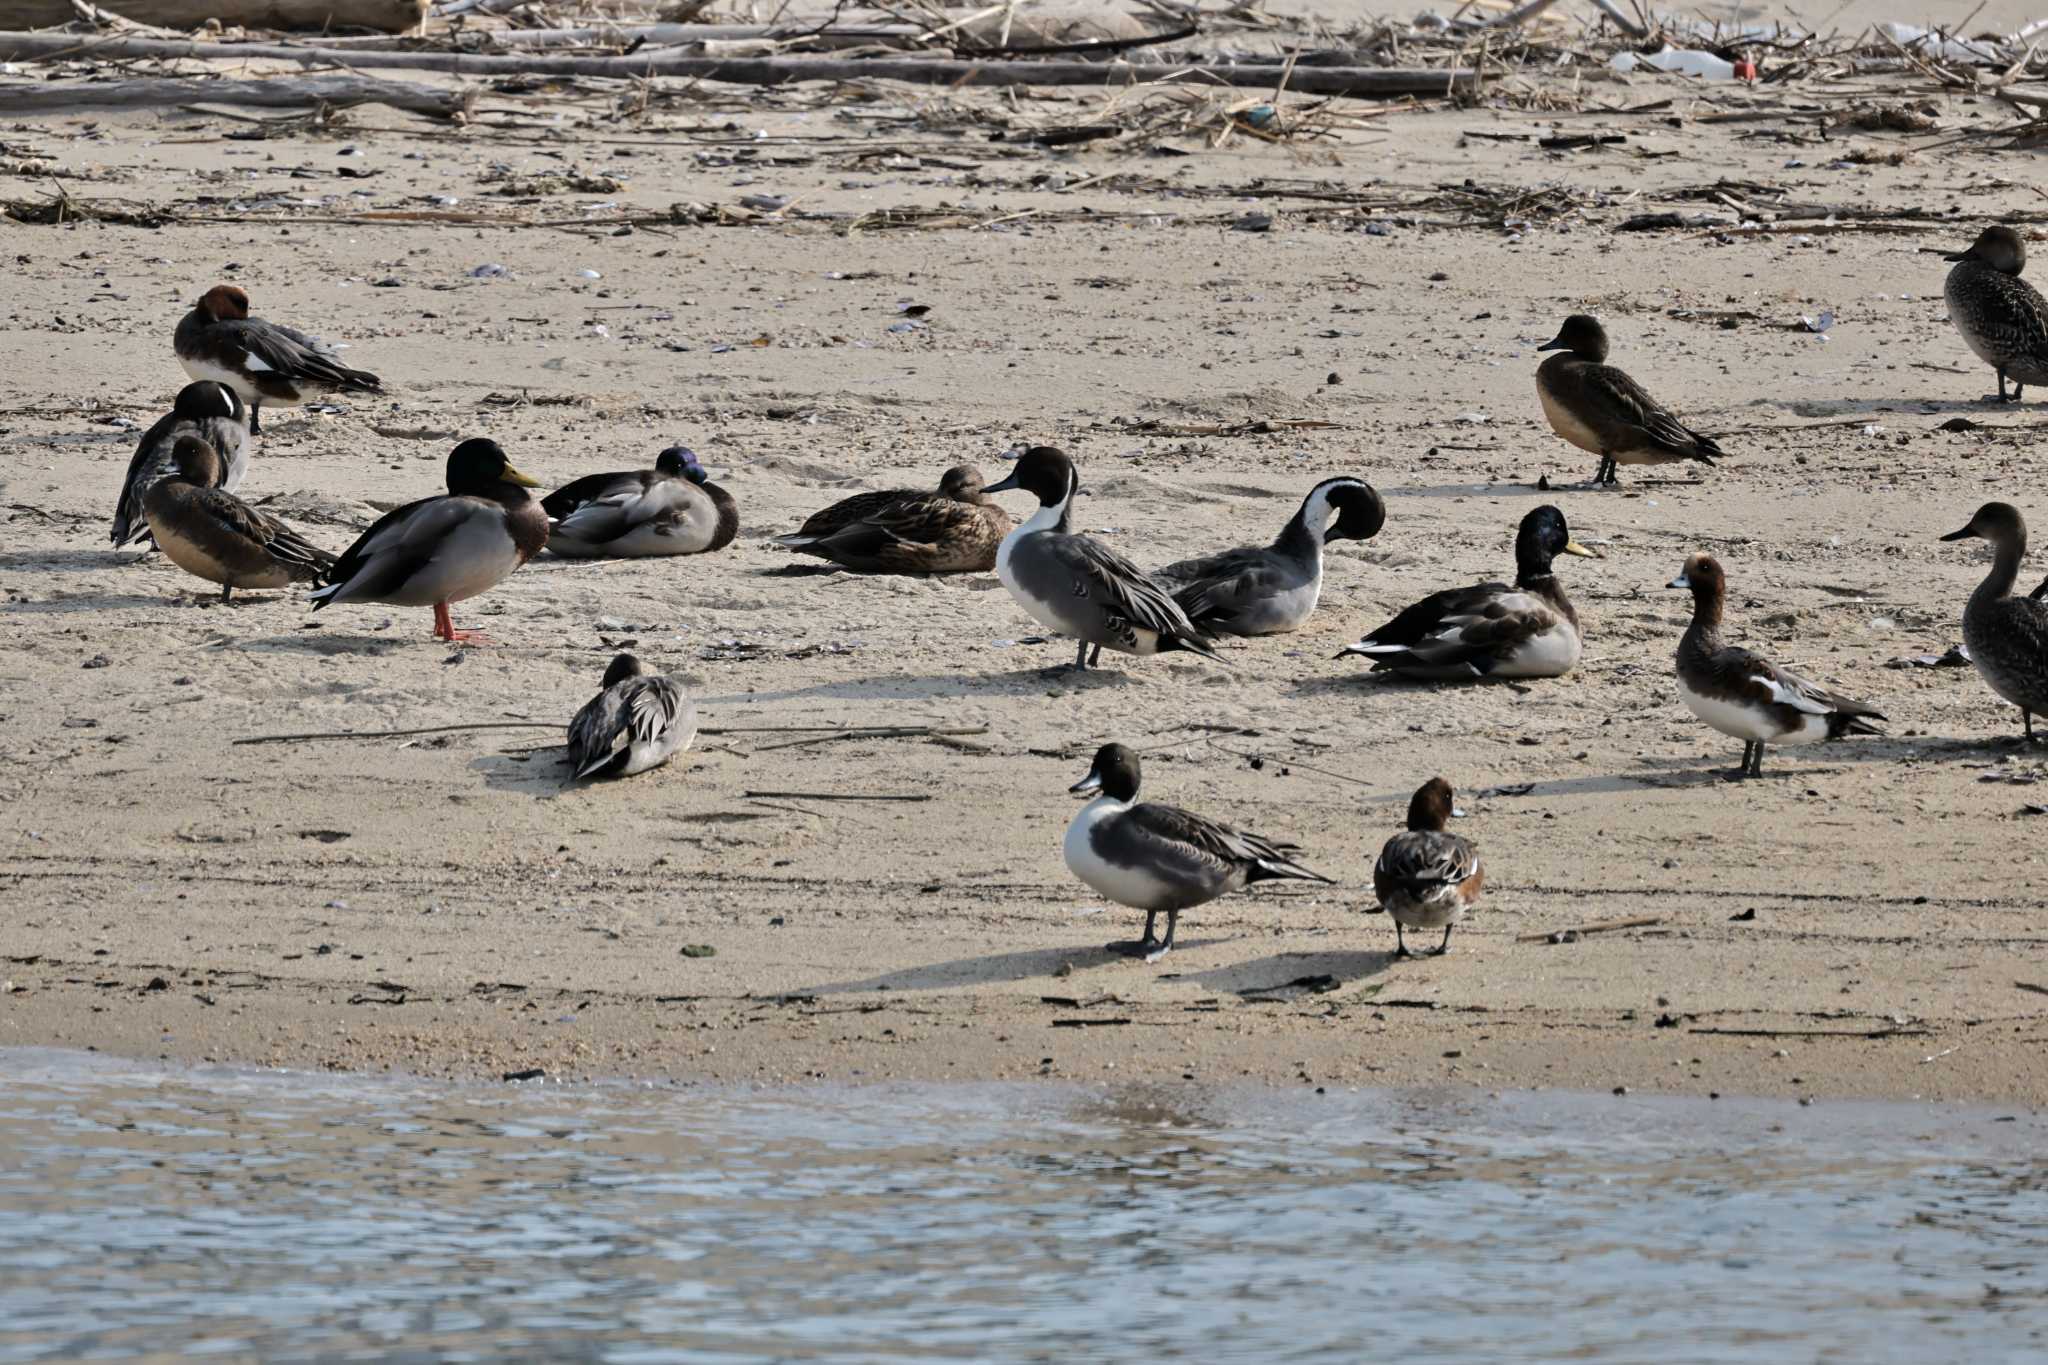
xmin=0 ymin=74 xmax=475 ymax=118
xmin=0 ymin=0 xmax=425 ymax=31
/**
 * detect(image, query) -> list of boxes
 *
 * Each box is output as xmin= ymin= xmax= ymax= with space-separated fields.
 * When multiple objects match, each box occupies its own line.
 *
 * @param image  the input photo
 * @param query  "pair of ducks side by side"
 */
xmin=1062 ymin=745 xmax=1482 ymax=962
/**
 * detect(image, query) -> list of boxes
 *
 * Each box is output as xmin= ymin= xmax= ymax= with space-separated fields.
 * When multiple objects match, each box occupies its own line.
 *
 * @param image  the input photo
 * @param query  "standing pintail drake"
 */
xmin=541 ymin=445 xmax=738 ymax=559
xmin=1535 ymin=314 xmax=1723 ymax=486
xmin=1152 ymin=477 xmax=1386 ymax=636
xmin=1942 ymin=226 xmax=2048 ymax=403
xmin=141 ymin=436 xmax=333 ymax=604
xmin=1373 ymin=778 xmax=1484 ymax=958
xmin=112 ymin=381 xmax=250 ymax=549
xmin=1940 ymin=502 xmax=2048 ymax=741
xmin=772 ymin=464 xmax=1011 ymax=574
xmin=1669 ymin=553 xmax=1885 ymax=779
xmin=1339 ymin=505 xmax=1601 ymax=680
xmin=310 ymin=438 xmax=546 ymax=646
xmin=174 ymin=284 xmax=381 ymax=435
xmin=566 ymin=653 xmax=697 ymax=780
xmin=982 ymin=446 xmax=1220 ymax=671
xmin=1064 ymin=743 xmax=1331 ymax=963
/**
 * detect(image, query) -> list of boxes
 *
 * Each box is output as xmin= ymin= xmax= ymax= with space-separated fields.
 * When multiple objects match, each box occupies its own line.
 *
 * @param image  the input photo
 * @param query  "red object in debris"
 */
xmin=1734 ymin=56 xmax=1758 ymax=82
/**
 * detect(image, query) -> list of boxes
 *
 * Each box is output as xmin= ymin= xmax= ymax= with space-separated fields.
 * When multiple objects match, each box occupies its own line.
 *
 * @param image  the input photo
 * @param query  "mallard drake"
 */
xmin=1373 ymin=778 xmax=1483 ymax=958
xmin=982 ymin=446 xmax=1219 ymax=671
xmin=1941 ymin=502 xmax=2048 ymax=741
xmin=1668 ymin=553 xmax=1885 ymax=778
xmin=1065 ymin=743 xmax=1331 ymax=963
xmin=1942 ymin=226 xmax=2048 ymax=402
xmin=1153 ymin=477 xmax=1385 ymax=635
xmin=567 ymin=653 xmax=697 ymax=780
xmin=174 ymin=284 xmax=380 ymax=435
xmin=541 ymin=445 xmax=738 ymax=559
xmin=310 ymin=438 xmax=546 ymax=645
xmin=1339 ymin=505 xmax=1601 ymax=680
xmin=1536 ymin=314 xmax=1723 ymax=486
xmin=112 ymin=381 xmax=251 ymax=549
xmin=771 ymin=464 xmax=1011 ymax=574
xmin=140 ymin=436 xmax=333 ymax=604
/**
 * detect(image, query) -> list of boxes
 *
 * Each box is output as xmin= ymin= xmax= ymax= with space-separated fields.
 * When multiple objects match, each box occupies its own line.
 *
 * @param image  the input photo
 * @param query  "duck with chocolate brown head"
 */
xmin=174 ymin=283 xmax=381 ymax=435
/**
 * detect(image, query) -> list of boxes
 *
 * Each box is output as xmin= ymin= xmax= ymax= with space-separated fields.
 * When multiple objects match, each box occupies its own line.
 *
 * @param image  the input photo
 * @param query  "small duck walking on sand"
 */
xmin=983 ymin=446 xmax=1219 ymax=671
xmin=310 ymin=438 xmax=547 ymax=645
xmin=1535 ymin=314 xmax=1722 ymax=486
xmin=1941 ymin=502 xmax=2048 ymax=741
xmin=567 ymin=653 xmax=697 ymax=780
xmin=1942 ymin=226 xmax=2048 ymax=403
xmin=542 ymin=446 xmax=738 ymax=559
xmin=1339 ymin=505 xmax=1601 ymax=680
xmin=1153 ymin=477 xmax=1386 ymax=636
xmin=142 ymin=436 xmax=333 ymax=604
xmin=1669 ymin=553 xmax=1885 ymax=779
xmin=1065 ymin=743 xmax=1331 ymax=963
xmin=175 ymin=285 xmax=381 ymax=435
xmin=773 ymin=464 xmax=1010 ymax=574
xmin=1373 ymin=778 xmax=1484 ymax=958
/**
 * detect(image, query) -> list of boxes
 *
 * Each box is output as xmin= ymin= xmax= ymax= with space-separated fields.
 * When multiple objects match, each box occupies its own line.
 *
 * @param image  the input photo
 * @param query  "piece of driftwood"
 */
xmin=0 ymin=0 xmax=424 ymax=31
xmin=0 ymin=73 xmax=472 ymax=116
xmin=326 ymin=22 xmax=925 ymax=51
xmin=0 ymin=32 xmax=1483 ymax=99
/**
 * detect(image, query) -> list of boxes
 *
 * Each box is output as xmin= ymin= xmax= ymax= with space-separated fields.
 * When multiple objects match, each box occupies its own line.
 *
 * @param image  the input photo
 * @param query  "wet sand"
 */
xmin=6 ymin=2 xmax=2048 ymax=1101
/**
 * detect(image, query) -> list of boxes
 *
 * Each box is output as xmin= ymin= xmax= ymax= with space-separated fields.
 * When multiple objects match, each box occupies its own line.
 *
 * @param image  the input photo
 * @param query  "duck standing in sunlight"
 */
xmin=542 ymin=445 xmax=738 ymax=559
xmin=1668 ymin=553 xmax=1885 ymax=778
xmin=1339 ymin=505 xmax=1601 ymax=680
xmin=310 ymin=438 xmax=546 ymax=646
xmin=1942 ymin=226 xmax=2048 ymax=402
xmin=982 ymin=446 xmax=1219 ymax=671
xmin=1373 ymin=778 xmax=1484 ymax=958
xmin=567 ymin=654 xmax=697 ymax=780
xmin=1535 ymin=314 xmax=1722 ymax=486
xmin=142 ymin=436 xmax=333 ymax=604
xmin=772 ymin=464 xmax=1010 ymax=574
xmin=1152 ymin=477 xmax=1386 ymax=636
xmin=1941 ymin=502 xmax=2048 ymax=741
xmin=1064 ymin=743 xmax=1331 ymax=963
xmin=113 ymin=381 xmax=250 ymax=549
xmin=174 ymin=284 xmax=381 ymax=435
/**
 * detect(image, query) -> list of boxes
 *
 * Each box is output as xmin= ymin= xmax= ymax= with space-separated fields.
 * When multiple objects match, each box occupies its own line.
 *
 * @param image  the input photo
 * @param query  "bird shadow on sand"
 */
xmin=3 ymin=592 xmax=185 ymax=615
xmin=1381 ymin=482 xmax=1560 ymax=501
xmin=1173 ymin=946 xmax=1406 ymax=996
xmin=703 ymin=665 xmax=1139 ymax=706
xmin=801 ymin=936 xmax=1236 ymax=996
xmin=228 ymin=631 xmax=407 ymax=657
xmin=471 ymin=750 xmax=576 ymax=797
xmin=1757 ymin=396 xmax=2008 ymax=419
xmin=0 ymin=549 xmax=138 ymax=573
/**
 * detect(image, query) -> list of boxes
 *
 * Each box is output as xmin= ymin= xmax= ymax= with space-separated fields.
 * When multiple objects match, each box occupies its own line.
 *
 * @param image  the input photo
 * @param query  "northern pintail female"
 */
xmin=1373 ymin=778 xmax=1483 ymax=958
xmin=772 ymin=463 xmax=1011 ymax=574
xmin=311 ymin=438 xmax=547 ymax=646
xmin=175 ymin=284 xmax=381 ymax=434
xmin=1940 ymin=502 xmax=2048 ymax=740
xmin=1942 ymin=226 xmax=2048 ymax=402
xmin=1152 ymin=477 xmax=1386 ymax=636
xmin=1065 ymin=743 xmax=1330 ymax=962
xmin=567 ymin=653 xmax=697 ymax=780
xmin=112 ymin=381 xmax=249 ymax=549
xmin=1339 ymin=505 xmax=1601 ymax=680
xmin=1669 ymin=553 xmax=1884 ymax=778
xmin=541 ymin=445 xmax=738 ymax=558
xmin=1536 ymin=314 xmax=1723 ymax=486
xmin=982 ymin=446 xmax=1219 ymax=670
xmin=141 ymin=436 xmax=333 ymax=604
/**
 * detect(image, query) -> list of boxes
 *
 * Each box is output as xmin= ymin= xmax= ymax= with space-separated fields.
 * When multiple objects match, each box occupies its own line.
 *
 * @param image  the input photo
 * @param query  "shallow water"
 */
xmin=2 ymin=1051 xmax=2047 ymax=1362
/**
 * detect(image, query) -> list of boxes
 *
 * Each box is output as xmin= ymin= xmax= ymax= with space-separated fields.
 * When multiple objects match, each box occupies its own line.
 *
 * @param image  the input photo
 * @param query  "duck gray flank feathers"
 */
xmin=982 ymin=446 xmax=1220 ymax=671
xmin=1535 ymin=314 xmax=1723 ymax=486
xmin=1941 ymin=502 xmax=2048 ymax=741
xmin=1943 ymin=226 xmax=2048 ymax=403
xmin=1153 ymin=477 xmax=1385 ymax=636
xmin=566 ymin=653 xmax=697 ymax=780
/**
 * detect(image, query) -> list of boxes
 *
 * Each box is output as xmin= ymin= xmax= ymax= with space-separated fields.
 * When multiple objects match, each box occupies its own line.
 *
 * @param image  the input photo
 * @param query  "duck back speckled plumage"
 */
xmin=1946 ymin=261 xmax=2048 ymax=388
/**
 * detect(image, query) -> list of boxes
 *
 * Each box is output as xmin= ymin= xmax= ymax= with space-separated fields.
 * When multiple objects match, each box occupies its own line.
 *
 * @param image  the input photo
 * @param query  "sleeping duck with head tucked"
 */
xmin=773 ymin=463 xmax=1009 ymax=574
xmin=1339 ymin=505 xmax=1601 ymax=681
xmin=542 ymin=445 xmax=737 ymax=559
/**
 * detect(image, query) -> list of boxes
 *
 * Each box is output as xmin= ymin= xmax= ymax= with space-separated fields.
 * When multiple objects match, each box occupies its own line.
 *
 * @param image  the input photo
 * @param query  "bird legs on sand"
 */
xmin=1726 ymin=741 xmax=1766 ymax=780
xmin=1043 ymin=641 xmax=1103 ymax=676
xmin=432 ymin=601 xmax=495 ymax=646
xmin=1111 ymin=908 xmax=1179 ymax=964
xmin=1393 ymin=923 xmax=1456 ymax=959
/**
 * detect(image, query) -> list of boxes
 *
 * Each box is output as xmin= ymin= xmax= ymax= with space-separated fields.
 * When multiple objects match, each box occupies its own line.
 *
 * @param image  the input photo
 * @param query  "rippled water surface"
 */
xmin=3 ymin=1049 xmax=2047 ymax=1362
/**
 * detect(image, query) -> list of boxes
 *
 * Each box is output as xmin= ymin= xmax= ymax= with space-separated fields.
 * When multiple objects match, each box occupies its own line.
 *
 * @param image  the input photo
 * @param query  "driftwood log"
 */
xmin=0 ymin=31 xmax=1483 ymax=99
xmin=0 ymin=0 xmax=425 ymax=31
xmin=0 ymin=72 xmax=469 ymax=115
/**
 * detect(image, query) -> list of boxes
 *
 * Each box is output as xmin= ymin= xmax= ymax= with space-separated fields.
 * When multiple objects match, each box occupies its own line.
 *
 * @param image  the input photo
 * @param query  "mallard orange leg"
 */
xmin=432 ymin=601 xmax=495 ymax=646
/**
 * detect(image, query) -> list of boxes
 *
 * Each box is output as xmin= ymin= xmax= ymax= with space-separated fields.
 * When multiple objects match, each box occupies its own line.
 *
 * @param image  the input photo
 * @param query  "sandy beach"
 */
xmin=7 ymin=1 xmax=2048 ymax=1104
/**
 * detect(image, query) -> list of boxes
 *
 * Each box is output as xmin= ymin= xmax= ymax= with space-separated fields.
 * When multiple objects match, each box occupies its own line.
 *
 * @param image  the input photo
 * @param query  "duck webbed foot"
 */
xmin=1108 ymin=909 xmax=1177 ymax=963
xmin=432 ymin=602 xmax=497 ymax=646
xmin=1433 ymin=925 xmax=1455 ymax=956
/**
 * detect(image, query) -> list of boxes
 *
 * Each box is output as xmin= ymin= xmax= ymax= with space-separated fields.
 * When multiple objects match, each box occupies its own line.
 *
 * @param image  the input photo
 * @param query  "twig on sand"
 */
xmin=748 ymin=724 xmax=990 ymax=752
xmin=235 ymin=721 xmax=556 ymax=745
xmin=2016 ymin=980 xmax=2048 ymax=997
xmin=1690 ymin=1025 xmax=1934 ymax=1038
xmin=1517 ymin=914 xmax=1663 ymax=942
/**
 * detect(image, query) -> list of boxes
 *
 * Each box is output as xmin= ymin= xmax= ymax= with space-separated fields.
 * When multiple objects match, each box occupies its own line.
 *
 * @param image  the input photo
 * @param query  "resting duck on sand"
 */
xmin=1373 ymin=778 xmax=1484 ymax=958
xmin=1941 ymin=502 xmax=2048 ymax=741
xmin=542 ymin=446 xmax=738 ymax=559
xmin=112 ymin=381 xmax=249 ymax=549
xmin=1942 ymin=226 xmax=2048 ymax=403
xmin=773 ymin=464 xmax=1009 ymax=574
xmin=175 ymin=284 xmax=381 ymax=435
xmin=1152 ymin=477 xmax=1385 ymax=636
xmin=566 ymin=653 xmax=697 ymax=780
xmin=142 ymin=436 xmax=332 ymax=604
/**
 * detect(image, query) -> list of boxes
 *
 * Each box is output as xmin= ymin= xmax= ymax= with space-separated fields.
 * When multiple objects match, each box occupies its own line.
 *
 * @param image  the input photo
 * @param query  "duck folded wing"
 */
xmin=316 ymin=496 xmax=482 ymax=602
xmin=811 ymin=496 xmax=974 ymax=554
xmin=1156 ymin=547 xmax=1286 ymax=622
xmin=1376 ymin=830 xmax=1479 ymax=891
xmin=1583 ymin=364 xmax=1720 ymax=459
xmin=1128 ymin=803 xmax=1326 ymax=882
xmin=112 ymin=431 xmax=181 ymax=547
xmin=1054 ymin=536 xmax=1214 ymax=644
xmin=222 ymin=320 xmax=380 ymax=389
xmin=570 ymin=677 xmax=690 ymax=778
xmin=1350 ymin=584 xmax=1551 ymax=673
xmin=193 ymin=489 xmax=334 ymax=576
xmin=1716 ymin=645 xmax=1884 ymax=721
xmin=782 ymin=489 xmax=901 ymax=543
xmin=541 ymin=471 xmax=640 ymax=523
xmin=550 ymin=480 xmax=688 ymax=545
